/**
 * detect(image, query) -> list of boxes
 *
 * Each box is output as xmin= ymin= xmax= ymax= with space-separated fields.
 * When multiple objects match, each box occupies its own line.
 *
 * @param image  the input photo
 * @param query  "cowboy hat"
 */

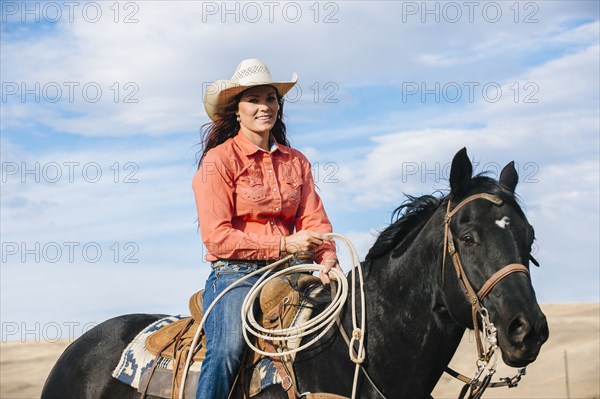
xmin=203 ymin=59 xmax=298 ymax=121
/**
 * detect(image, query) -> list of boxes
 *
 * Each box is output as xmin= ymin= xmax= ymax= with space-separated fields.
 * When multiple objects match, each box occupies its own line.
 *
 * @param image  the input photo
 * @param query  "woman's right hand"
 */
xmin=282 ymin=230 xmax=331 ymax=254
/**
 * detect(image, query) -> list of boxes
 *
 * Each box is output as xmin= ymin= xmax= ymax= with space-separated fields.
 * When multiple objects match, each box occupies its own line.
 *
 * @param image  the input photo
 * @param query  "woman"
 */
xmin=192 ymin=59 xmax=339 ymax=399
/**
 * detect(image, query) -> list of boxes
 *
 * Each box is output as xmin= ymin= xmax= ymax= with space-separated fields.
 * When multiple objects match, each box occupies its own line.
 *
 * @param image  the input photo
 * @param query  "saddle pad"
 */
xmin=112 ymin=315 xmax=202 ymax=389
xmin=250 ymin=357 xmax=282 ymax=394
xmin=111 ymin=315 xmax=282 ymax=398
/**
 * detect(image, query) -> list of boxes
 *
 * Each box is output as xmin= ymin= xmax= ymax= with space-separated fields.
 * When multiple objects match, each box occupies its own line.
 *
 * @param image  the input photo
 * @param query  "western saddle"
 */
xmin=139 ymin=254 xmax=346 ymax=399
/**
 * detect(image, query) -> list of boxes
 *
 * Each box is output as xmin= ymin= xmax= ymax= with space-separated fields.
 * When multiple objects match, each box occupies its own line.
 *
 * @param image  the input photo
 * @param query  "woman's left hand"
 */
xmin=320 ymin=258 xmax=341 ymax=285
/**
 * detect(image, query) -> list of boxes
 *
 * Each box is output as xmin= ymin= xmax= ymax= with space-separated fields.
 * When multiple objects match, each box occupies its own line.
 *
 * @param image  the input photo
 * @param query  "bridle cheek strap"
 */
xmin=442 ymin=193 xmax=503 ymax=281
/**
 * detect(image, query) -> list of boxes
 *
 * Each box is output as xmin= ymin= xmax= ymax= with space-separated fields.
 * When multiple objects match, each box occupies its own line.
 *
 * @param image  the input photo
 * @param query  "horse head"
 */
xmin=442 ymin=148 xmax=549 ymax=368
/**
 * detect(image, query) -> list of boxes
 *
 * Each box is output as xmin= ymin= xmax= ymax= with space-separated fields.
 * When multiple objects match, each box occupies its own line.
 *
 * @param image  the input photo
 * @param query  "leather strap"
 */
xmin=446 ymin=193 xmax=503 ymax=219
xmin=444 ymin=366 xmax=526 ymax=389
xmin=477 ymin=263 xmax=529 ymax=300
xmin=262 ymin=339 xmax=299 ymax=399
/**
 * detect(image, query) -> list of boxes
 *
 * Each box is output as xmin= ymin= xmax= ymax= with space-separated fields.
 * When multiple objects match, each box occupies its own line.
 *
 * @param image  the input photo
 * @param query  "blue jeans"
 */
xmin=196 ymin=262 xmax=263 ymax=399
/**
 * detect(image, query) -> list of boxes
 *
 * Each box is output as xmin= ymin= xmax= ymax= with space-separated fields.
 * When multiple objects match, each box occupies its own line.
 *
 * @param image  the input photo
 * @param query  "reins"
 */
xmin=442 ymin=193 xmax=530 ymax=399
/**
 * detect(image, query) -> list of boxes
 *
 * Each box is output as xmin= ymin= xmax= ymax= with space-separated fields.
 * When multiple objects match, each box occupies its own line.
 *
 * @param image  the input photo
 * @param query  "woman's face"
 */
xmin=237 ymin=85 xmax=280 ymax=136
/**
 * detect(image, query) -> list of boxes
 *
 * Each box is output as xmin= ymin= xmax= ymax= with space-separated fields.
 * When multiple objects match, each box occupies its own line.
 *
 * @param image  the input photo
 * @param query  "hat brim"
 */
xmin=204 ymin=73 xmax=298 ymax=122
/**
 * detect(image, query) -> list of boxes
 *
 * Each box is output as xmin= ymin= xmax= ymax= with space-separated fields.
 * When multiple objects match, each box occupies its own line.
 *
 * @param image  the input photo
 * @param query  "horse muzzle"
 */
xmin=499 ymin=310 xmax=549 ymax=367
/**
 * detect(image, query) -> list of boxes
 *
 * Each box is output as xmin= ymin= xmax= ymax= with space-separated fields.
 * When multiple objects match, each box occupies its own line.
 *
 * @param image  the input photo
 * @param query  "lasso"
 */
xmin=178 ymin=233 xmax=366 ymax=399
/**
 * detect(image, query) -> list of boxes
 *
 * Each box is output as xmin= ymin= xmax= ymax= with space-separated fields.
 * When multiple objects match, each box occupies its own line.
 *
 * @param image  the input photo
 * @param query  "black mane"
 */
xmin=364 ymin=174 xmax=524 ymax=262
xmin=365 ymin=193 xmax=442 ymax=261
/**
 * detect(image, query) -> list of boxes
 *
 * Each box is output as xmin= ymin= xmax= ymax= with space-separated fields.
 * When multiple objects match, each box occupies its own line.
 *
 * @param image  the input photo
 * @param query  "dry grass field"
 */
xmin=1 ymin=303 xmax=598 ymax=399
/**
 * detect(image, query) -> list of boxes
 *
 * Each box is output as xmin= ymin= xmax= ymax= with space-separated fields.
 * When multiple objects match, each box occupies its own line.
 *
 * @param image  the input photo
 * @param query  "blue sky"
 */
xmin=1 ymin=1 xmax=599 ymax=341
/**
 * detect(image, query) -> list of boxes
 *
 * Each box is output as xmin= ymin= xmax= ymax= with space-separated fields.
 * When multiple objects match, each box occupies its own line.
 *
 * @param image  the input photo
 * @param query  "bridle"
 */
xmin=442 ymin=193 xmax=531 ymax=399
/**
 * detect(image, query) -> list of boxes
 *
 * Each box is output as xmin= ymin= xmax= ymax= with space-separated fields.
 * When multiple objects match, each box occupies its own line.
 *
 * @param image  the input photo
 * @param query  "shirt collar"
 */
xmin=233 ymin=131 xmax=290 ymax=156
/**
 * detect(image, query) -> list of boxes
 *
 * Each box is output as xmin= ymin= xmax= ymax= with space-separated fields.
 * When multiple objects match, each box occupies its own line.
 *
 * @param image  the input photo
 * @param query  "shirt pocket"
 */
xmin=237 ymin=174 xmax=267 ymax=202
xmin=284 ymin=176 xmax=303 ymax=205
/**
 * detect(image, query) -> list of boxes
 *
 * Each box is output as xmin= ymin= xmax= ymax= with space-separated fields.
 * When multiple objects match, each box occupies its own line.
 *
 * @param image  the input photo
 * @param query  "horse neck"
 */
xmin=345 ymin=208 xmax=465 ymax=396
xmin=361 ymin=207 xmax=446 ymax=307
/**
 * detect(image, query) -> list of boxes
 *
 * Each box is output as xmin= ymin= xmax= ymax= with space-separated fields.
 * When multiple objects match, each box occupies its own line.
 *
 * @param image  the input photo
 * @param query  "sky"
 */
xmin=1 ymin=0 xmax=599 ymax=342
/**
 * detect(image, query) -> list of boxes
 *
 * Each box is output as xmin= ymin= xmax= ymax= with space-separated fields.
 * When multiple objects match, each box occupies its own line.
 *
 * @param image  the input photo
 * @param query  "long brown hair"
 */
xmin=197 ymin=88 xmax=290 ymax=168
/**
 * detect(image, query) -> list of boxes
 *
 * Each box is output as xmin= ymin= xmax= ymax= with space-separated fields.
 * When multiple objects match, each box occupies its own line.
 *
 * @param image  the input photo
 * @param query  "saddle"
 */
xmin=139 ymin=268 xmax=323 ymax=399
xmin=248 ymin=273 xmax=322 ymax=398
xmin=140 ymin=291 xmax=208 ymax=398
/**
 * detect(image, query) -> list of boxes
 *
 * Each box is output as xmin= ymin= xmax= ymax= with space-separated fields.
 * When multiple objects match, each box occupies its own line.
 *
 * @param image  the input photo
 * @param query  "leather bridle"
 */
xmin=442 ymin=193 xmax=530 ymax=361
xmin=442 ymin=193 xmax=531 ymax=398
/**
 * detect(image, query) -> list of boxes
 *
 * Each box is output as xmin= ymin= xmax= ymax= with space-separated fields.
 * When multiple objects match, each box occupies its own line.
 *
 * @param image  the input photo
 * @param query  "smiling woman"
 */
xmin=192 ymin=58 xmax=340 ymax=399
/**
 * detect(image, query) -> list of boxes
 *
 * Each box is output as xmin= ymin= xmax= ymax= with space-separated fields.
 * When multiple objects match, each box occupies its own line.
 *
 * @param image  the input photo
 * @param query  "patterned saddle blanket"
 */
xmin=112 ymin=272 xmax=323 ymax=398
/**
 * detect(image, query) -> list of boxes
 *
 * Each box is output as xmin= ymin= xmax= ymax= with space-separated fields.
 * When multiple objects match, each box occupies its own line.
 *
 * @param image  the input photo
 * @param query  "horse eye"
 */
xmin=461 ymin=234 xmax=474 ymax=244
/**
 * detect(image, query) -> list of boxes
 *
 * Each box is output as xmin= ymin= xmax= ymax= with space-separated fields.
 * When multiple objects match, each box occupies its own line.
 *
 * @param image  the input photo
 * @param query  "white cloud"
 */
xmin=2 ymin=3 xmax=598 ymax=136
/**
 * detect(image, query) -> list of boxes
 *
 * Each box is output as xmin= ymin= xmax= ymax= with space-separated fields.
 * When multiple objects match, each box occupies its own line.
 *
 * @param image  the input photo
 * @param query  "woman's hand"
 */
xmin=319 ymin=257 xmax=341 ymax=285
xmin=282 ymin=230 xmax=330 ymax=254
xmin=280 ymin=230 xmax=340 ymax=285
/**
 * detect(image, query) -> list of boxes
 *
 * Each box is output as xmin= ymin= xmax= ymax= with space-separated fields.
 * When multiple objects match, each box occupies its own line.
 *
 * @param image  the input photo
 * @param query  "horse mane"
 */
xmin=364 ymin=174 xmax=525 ymax=262
xmin=365 ymin=193 xmax=442 ymax=262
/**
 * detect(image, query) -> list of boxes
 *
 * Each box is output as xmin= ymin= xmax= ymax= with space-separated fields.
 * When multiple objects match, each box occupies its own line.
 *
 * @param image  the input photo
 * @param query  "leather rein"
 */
xmin=442 ymin=193 xmax=530 ymax=399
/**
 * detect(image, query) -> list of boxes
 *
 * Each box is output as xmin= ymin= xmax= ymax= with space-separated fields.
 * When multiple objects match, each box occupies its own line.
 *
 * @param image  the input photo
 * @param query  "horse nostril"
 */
xmin=508 ymin=315 xmax=531 ymax=344
xmin=536 ymin=317 xmax=550 ymax=345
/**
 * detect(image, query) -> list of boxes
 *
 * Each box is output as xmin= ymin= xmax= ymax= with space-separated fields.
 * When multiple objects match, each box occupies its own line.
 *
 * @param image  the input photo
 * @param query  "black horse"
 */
xmin=42 ymin=148 xmax=549 ymax=399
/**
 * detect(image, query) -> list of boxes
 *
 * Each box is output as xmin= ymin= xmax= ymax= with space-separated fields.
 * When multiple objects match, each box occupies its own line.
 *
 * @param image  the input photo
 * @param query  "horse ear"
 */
xmin=449 ymin=147 xmax=472 ymax=198
xmin=499 ymin=161 xmax=518 ymax=193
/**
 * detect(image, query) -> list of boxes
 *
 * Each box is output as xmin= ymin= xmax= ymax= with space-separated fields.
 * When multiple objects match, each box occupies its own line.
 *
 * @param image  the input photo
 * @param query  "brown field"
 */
xmin=1 ymin=303 xmax=598 ymax=399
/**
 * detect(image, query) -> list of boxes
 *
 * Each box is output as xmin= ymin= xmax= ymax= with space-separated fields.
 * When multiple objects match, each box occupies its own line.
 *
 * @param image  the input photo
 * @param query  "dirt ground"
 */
xmin=1 ymin=303 xmax=598 ymax=399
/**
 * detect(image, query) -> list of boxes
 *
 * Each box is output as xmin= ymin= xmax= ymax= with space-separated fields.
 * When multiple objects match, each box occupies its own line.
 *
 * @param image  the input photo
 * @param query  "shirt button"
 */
xmin=270 ymin=221 xmax=274 ymax=224
xmin=273 ymin=188 xmax=277 ymax=192
xmin=275 ymin=207 xmax=280 ymax=211
xmin=268 ymin=169 xmax=272 ymax=173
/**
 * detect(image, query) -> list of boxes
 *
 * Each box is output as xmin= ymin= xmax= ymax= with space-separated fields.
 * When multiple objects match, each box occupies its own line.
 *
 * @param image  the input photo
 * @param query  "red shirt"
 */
xmin=192 ymin=131 xmax=336 ymax=264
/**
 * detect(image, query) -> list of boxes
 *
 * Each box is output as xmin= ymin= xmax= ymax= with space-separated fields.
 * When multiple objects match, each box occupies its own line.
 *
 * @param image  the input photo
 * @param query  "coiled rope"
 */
xmin=179 ymin=233 xmax=366 ymax=399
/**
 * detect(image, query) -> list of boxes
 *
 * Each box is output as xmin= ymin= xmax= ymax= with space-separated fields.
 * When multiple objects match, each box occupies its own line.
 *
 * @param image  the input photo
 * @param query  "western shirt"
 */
xmin=192 ymin=131 xmax=336 ymax=264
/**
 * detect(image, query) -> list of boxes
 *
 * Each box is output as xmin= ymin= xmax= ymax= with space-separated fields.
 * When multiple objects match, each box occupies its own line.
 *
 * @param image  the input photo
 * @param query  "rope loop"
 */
xmin=178 ymin=233 xmax=368 ymax=399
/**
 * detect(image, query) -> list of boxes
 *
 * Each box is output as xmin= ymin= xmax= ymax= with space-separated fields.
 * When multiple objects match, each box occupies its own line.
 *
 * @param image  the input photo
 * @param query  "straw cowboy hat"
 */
xmin=203 ymin=59 xmax=298 ymax=121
